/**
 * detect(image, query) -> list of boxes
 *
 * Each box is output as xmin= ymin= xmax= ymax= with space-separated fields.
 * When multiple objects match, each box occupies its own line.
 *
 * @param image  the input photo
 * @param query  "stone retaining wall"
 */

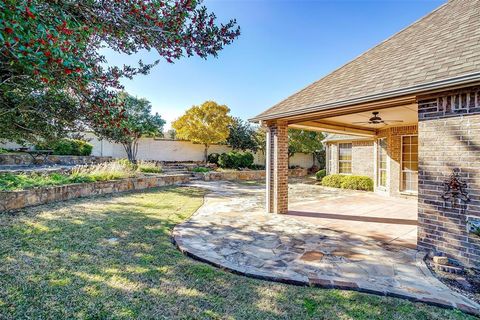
xmin=0 ymin=174 xmax=190 ymax=212
xmin=0 ymin=154 xmax=111 ymax=166
xmin=195 ymin=168 xmax=308 ymax=181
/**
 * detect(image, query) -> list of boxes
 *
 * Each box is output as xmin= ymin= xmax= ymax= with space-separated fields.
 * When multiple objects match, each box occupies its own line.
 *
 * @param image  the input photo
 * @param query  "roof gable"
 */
xmin=254 ymin=0 xmax=480 ymax=121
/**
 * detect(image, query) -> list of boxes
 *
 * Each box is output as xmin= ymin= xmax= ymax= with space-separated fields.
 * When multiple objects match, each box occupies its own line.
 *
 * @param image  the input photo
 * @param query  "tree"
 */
xmin=227 ymin=117 xmax=259 ymax=152
xmin=172 ymin=101 xmax=232 ymax=162
xmin=288 ymin=129 xmax=325 ymax=168
xmin=0 ymin=0 xmax=240 ymax=143
xmin=94 ymin=92 xmax=165 ymax=163
xmin=166 ymin=129 xmax=177 ymax=140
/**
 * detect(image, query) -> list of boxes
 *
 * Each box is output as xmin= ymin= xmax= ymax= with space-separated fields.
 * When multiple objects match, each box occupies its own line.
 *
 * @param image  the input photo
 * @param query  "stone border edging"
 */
xmin=171 ymin=234 xmax=479 ymax=316
xmin=0 ymin=174 xmax=190 ymax=212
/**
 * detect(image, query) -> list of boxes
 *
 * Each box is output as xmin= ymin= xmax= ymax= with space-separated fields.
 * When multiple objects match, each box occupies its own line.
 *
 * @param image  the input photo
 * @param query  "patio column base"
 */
xmin=266 ymin=120 xmax=288 ymax=214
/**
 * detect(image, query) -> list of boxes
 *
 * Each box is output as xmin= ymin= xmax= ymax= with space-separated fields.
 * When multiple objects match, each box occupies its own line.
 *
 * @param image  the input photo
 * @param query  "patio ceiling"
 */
xmin=288 ymin=103 xmax=418 ymax=137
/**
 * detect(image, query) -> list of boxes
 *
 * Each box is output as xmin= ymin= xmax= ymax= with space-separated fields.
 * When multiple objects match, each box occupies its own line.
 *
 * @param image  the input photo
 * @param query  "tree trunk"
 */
xmin=123 ymin=139 xmax=139 ymax=164
xmin=204 ymin=144 xmax=209 ymax=163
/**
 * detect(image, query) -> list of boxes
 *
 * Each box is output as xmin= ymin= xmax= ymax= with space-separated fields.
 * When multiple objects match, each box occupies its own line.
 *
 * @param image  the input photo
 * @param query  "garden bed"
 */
xmin=0 ymin=174 xmax=190 ymax=212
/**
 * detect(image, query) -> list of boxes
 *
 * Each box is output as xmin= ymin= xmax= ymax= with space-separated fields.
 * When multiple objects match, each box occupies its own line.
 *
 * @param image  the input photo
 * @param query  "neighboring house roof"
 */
xmin=252 ymin=0 xmax=480 ymax=121
xmin=321 ymin=134 xmax=372 ymax=143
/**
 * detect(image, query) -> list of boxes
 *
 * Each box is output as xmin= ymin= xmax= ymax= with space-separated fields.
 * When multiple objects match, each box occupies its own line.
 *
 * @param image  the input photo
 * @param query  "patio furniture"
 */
xmin=26 ymin=150 xmax=53 ymax=165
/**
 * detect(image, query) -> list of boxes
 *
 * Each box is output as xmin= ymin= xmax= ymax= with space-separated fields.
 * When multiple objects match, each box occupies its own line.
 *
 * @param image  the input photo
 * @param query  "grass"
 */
xmin=0 ymin=187 xmax=474 ymax=319
xmin=191 ymin=167 xmax=210 ymax=173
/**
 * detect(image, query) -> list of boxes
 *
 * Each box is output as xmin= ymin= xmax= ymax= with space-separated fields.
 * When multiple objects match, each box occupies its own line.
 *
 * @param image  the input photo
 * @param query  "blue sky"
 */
xmin=103 ymin=0 xmax=445 ymax=129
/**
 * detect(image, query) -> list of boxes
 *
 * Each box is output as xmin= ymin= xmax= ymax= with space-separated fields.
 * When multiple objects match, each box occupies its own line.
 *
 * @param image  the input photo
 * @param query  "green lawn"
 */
xmin=0 ymin=187 xmax=474 ymax=319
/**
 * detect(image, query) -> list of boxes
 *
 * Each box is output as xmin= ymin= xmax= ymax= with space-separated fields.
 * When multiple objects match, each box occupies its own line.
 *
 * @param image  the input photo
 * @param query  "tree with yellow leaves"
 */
xmin=172 ymin=101 xmax=233 ymax=162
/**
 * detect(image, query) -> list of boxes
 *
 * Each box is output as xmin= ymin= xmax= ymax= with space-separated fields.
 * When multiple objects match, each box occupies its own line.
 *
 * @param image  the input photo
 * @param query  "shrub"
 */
xmin=137 ymin=161 xmax=162 ymax=174
xmin=321 ymin=174 xmax=345 ymax=188
xmin=315 ymin=169 xmax=326 ymax=181
xmin=207 ymin=153 xmax=220 ymax=165
xmin=218 ymin=151 xmax=254 ymax=169
xmin=36 ymin=139 xmax=93 ymax=156
xmin=341 ymin=175 xmax=374 ymax=191
xmin=321 ymin=174 xmax=374 ymax=191
xmin=192 ymin=167 xmax=210 ymax=173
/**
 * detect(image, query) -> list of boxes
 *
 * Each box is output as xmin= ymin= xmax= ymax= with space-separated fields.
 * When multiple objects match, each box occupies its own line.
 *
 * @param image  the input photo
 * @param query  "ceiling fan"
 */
xmin=352 ymin=111 xmax=403 ymax=125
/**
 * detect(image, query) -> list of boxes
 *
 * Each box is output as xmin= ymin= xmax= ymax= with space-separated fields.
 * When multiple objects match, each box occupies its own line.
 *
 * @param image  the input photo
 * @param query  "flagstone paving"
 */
xmin=172 ymin=180 xmax=480 ymax=315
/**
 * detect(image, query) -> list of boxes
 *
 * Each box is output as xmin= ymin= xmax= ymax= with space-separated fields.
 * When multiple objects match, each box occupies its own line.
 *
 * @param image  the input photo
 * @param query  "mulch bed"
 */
xmin=426 ymin=257 xmax=480 ymax=304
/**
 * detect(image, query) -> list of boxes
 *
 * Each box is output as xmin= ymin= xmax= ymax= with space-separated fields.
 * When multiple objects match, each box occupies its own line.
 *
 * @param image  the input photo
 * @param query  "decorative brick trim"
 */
xmin=418 ymin=87 xmax=480 ymax=120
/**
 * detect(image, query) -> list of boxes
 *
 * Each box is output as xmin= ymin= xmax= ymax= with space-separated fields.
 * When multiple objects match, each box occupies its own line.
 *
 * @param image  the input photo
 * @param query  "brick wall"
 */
xmin=325 ymin=140 xmax=374 ymax=178
xmin=352 ymin=141 xmax=374 ymax=178
xmin=418 ymin=86 xmax=480 ymax=267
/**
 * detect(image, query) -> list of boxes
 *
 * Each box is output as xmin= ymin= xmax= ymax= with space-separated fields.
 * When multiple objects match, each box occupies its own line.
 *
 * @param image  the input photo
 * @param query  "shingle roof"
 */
xmin=321 ymin=134 xmax=372 ymax=143
xmin=253 ymin=0 xmax=480 ymax=121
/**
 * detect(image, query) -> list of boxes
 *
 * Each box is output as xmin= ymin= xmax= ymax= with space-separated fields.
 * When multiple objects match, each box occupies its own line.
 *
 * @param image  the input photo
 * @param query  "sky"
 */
xmin=103 ymin=0 xmax=446 ymax=129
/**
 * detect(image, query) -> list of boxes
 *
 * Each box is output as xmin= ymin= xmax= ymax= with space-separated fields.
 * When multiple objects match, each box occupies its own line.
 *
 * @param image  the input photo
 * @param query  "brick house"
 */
xmin=251 ymin=0 xmax=480 ymax=267
xmin=322 ymin=128 xmax=418 ymax=199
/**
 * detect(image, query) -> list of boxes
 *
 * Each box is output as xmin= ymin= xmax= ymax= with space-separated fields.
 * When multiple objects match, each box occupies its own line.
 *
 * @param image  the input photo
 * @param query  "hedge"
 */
xmin=321 ymin=174 xmax=374 ymax=191
xmin=218 ymin=151 xmax=254 ymax=169
xmin=36 ymin=139 xmax=93 ymax=156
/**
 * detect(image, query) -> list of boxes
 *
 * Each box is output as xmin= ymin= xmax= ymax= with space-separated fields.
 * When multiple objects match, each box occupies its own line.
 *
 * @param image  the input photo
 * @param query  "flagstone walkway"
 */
xmin=173 ymin=180 xmax=479 ymax=315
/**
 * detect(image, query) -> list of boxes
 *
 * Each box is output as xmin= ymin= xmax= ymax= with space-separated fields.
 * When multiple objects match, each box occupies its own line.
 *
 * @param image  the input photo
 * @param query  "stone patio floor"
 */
xmin=173 ymin=180 xmax=480 ymax=315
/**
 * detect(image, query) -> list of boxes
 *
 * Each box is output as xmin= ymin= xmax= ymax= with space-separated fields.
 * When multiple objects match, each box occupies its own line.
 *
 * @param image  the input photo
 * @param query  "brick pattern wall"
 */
xmin=418 ymin=86 xmax=480 ymax=267
xmin=325 ymin=141 xmax=374 ymax=178
xmin=266 ymin=121 xmax=289 ymax=214
xmin=352 ymin=141 xmax=374 ymax=178
xmin=378 ymin=125 xmax=418 ymax=197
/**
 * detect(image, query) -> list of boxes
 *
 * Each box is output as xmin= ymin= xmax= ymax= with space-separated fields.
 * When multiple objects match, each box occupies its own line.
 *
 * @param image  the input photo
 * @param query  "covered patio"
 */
xmin=173 ymin=180 xmax=480 ymax=314
xmin=288 ymin=181 xmax=417 ymax=249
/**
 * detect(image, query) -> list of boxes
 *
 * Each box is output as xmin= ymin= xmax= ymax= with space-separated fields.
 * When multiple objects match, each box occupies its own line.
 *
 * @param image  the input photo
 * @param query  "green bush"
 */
xmin=137 ymin=161 xmax=162 ymax=174
xmin=218 ymin=151 xmax=254 ymax=169
xmin=207 ymin=153 xmax=220 ymax=165
xmin=192 ymin=167 xmax=210 ymax=173
xmin=36 ymin=139 xmax=93 ymax=156
xmin=321 ymin=174 xmax=374 ymax=191
xmin=341 ymin=175 xmax=374 ymax=191
xmin=315 ymin=169 xmax=326 ymax=181
xmin=321 ymin=174 xmax=345 ymax=188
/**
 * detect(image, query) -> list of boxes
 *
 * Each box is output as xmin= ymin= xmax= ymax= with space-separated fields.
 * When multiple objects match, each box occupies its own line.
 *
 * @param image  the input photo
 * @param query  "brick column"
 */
xmin=266 ymin=120 xmax=289 ymax=214
xmin=417 ymin=87 xmax=480 ymax=268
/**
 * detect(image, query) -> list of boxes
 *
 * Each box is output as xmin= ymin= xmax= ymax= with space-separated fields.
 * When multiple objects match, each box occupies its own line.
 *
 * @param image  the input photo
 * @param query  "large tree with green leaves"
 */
xmin=0 ymin=0 xmax=240 ymax=144
xmin=94 ymin=92 xmax=165 ymax=163
xmin=172 ymin=101 xmax=232 ymax=162
xmin=227 ymin=117 xmax=260 ymax=152
xmin=288 ymin=129 xmax=325 ymax=168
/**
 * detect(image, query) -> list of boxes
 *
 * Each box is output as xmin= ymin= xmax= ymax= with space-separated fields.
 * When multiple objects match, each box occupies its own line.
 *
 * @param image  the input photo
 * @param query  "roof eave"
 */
xmin=250 ymin=72 xmax=480 ymax=123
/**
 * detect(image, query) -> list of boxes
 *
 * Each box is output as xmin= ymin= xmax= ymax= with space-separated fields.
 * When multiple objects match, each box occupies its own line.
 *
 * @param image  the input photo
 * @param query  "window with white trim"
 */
xmin=328 ymin=145 xmax=334 ymax=173
xmin=338 ymin=143 xmax=352 ymax=174
xmin=401 ymin=136 xmax=418 ymax=192
xmin=378 ymin=138 xmax=387 ymax=188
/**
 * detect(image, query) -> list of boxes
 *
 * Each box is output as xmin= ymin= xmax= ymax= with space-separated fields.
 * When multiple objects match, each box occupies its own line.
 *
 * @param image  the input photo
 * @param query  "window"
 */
xmin=328 ymin=145 xmax=334 ymax=173
xmin=378 ymin=138 xmax=387 ymax=188
xmin=338 ymin=143 xmax=352 ymax=174
xmin=401 ymin=136 xmax=418 ymax=192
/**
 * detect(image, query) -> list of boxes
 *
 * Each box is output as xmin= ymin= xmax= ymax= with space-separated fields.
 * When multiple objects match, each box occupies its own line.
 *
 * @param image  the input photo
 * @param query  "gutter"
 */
xmin=250 ymin=72 xmax=480 ymax=122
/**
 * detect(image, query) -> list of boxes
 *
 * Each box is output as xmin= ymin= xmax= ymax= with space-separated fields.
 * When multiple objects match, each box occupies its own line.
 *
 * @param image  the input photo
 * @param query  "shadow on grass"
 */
xmin=0 ymin=186 xmax=474 ymax=319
